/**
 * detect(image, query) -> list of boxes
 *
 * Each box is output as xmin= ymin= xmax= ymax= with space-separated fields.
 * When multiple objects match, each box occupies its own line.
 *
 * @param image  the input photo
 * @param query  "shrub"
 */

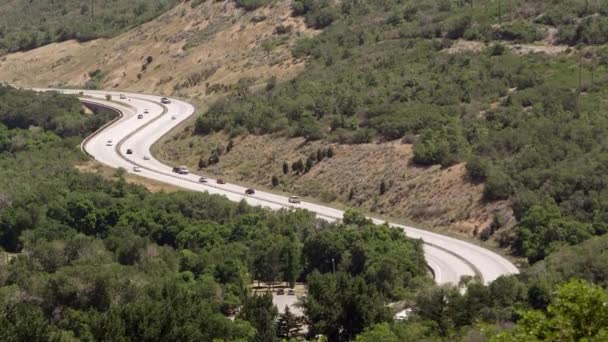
xmin=483 ymin=168 xmax=513 ymax=201
xmin=466 ymin=156 xmax=489 ymax=183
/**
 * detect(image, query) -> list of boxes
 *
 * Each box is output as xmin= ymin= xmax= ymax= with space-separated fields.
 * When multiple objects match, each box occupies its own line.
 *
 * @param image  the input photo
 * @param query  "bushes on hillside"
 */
xmin=0 ymin=0 xmax=178 ymax=53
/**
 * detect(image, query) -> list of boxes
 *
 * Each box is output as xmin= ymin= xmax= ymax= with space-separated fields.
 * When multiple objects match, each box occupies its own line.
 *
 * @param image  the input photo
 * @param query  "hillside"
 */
xmin=155 ymin=0 xmax=608 ymax=264
xmin=3 ymin=0 xmax=608 ymax=261
xmin=0 ymin=0 xmax=179 ymax=53
xmin=5 ymin=1 xmax=608 ymax=341
xmin=0 ymin=0 xmax=317 ymax=98
xmin=154 ymin=129 xmax=511 ymax=236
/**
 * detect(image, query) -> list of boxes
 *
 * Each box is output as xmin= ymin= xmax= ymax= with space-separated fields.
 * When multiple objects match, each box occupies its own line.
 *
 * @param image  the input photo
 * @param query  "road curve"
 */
xmin=49 ymin=89 xmax=519 ymax=285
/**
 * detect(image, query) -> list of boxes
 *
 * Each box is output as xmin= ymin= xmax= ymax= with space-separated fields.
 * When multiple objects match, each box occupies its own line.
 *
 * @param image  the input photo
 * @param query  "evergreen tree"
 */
xmin=277 ymin=306 xmax=301 ymax=339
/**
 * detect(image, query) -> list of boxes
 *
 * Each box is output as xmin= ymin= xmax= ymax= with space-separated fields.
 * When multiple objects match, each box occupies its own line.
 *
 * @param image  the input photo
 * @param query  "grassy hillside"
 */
xmin=187 ymin=0 xmax=608 ymax=264
xmin=0 ymin=0 xmax=315 ymax=97
xmin=0 ymin=0 xmax=178 ymax=53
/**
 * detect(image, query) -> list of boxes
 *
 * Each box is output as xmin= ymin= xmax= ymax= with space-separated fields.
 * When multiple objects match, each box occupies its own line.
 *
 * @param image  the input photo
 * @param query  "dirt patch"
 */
xmin=509 ymin=43 xmax=569 ymax=56
xmin=446 ymin=40 xmax=485 ymax=54
xmin=154 ymin=129 xmax=512 ymax=235
xmin=446 ymin=39 xmax=570 ymax=57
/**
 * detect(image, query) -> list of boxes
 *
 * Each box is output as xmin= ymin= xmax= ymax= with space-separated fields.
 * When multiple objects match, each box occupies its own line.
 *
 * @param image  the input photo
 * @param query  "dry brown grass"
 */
xmin=154 ymin=127 xmax=512 ymax=234
xmin=0 ymin=1 xmax=317 ymax=98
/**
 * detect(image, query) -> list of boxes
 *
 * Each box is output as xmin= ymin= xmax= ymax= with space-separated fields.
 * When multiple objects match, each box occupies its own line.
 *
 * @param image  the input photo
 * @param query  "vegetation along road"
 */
xmin=48 ymin=88 xmax=519 ymax=285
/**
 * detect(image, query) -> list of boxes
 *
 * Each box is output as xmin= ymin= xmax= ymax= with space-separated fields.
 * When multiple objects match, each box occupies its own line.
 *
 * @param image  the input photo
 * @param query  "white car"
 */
xmin=133 ymin=166 xmax=141 ymax=172
xmin=171 ymin=115 xmax=176 ymax=120
xmin=106 ymin=140 xmax=113 ymax=146
xmin=143 ymin=155 xmax=150 ymax=160
xmin=144 ymin=109 xmax=149 ymax=114
xmin=288 ymin=196 xmax=301 ymax=204
xmin=119 ymin=94 xmax=127 ymax=100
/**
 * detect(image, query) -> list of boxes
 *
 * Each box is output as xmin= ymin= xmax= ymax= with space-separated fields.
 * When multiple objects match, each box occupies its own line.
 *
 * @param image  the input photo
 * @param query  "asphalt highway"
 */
xmin=49 ymin=89 xmax=519 ymax=285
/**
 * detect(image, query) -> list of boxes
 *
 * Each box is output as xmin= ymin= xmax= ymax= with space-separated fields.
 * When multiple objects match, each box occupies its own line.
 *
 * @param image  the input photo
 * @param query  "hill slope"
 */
xmin=0 ymin=1 xmax=316 ymax=98
xmin=0 ymin=0 xmax=179 ymax=53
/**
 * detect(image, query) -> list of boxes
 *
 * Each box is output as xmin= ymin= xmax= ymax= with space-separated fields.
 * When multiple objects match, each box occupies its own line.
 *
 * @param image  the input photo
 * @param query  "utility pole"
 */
xmin=579 ymin=50 xmax=583 ymax=97
xmin=577 ymin=47 xmax=582 ymax=114
xmin=331 ymin=258 xmax=336 ymax=274
xmin=498 ymin=0 xmax=502 ymax=25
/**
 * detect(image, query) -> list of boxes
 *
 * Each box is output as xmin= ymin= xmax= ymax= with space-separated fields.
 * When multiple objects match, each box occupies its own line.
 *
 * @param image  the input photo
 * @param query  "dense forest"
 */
xmin=0 ymin=0 xmax=178 ymax=53
xmin=196 ymin=0 xmax=608 ymax=264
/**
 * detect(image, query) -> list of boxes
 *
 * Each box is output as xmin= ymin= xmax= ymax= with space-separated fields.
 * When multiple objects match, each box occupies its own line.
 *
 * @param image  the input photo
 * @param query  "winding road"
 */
xmin=49 ymin=89 xmax=519 ymax=285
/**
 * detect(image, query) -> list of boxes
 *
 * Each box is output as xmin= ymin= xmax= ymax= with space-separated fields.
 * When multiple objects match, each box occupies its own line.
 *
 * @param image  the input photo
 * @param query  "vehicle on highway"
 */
xmin=137 ymin=114 xmax=144 ymax=119
xmin=245 ymin=189 xmax=255 ymax=195
xmin=133 ymin=166 xmax=141 ymax=172
xmin=199 ymin=177 xmax=207 ymax=183
xmin=73 ymin=89 xmax=520 ymax=287
xmin=106 ymin=140 xmax=113 ymax=146
xmin=161 ymin=97 xmax=171 ymax=104
xmin=172 ymin=166 xmax=189 ymax=175
xmin=287 ymin=289 xmax=295 ymax=296
xmin=119 ymin=94 xmax=127 ymax=100
xmin=288 ymin=196 xmax=300 ymax=204
xmin=126 ymin=149 xmax=133 ymax=155
xmin=171 ymin=115 xmax=177 ymax=120
xmin=144 ymin=109 xmax=149 ymax=114
xmin=143 ymin=155 xmax=150 ymax=160
xmin=217 ymin=179 xmax=226 ymax=184
xmin=277 ymin=289 xmax=285 ymax=295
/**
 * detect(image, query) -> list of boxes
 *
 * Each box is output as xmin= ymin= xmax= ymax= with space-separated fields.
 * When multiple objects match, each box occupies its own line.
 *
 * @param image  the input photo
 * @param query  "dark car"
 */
xmin=277 ymin=289 xmax=285 ymax=295
xmin=217 ymin=179 xmax=226 ymax=184
xmin=126 ymin=149 xmax=133 ymax=155
xmin=245 ymin=189 xmax=255 ymax=195
xmin=287 ymin=289 xmax=295 ymax=296
xmin=171 ymin=166 xmax=189 ymax=175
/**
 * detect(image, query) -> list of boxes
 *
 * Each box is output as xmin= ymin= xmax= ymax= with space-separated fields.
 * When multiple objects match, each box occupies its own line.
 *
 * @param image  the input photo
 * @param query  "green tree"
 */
xmin=240 ymin=293 xmax=278 ymax=342
xmin=493 ymin=279 xmax=608 ymax=341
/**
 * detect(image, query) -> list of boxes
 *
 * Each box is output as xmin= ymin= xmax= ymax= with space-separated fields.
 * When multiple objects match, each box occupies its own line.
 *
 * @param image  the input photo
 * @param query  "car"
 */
xmin=245 ymin=189 xmax=255 ymax=195
xmin=172 ymin=166 xmax=189 ymax=175
xmin=137 ymin=114 xmax=144 ymax=119
xmin=106 ymin=140 xmax=113 ymax=146
xmin=199 ymin=176 xmax=207 ymax=183
xmin=288 ymin=196 xmax=301 ymax=204
xmin=171 ymin=116 xmax=176 ymax=120
xmin=217 ymin=179 xmax=226 ymax=184
xmin=119 ymin=94 xmax=127 ymax=100
xmin=126 ymin=149 xmax=133 ymax=155
xmin=133 ymin=166 xmax=141 ymax=172
xmin=277 ymin=289 xmax=285 ymax=295
xmin=161 ymin=97 xmax=171 ymax=104
xmin=287 ymin=289 xmax=295 ymax=296
xmin=143 ymin=155 xmax=150 ymax=160
xmin=144 ymin=109 xmax=149 ymax=114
